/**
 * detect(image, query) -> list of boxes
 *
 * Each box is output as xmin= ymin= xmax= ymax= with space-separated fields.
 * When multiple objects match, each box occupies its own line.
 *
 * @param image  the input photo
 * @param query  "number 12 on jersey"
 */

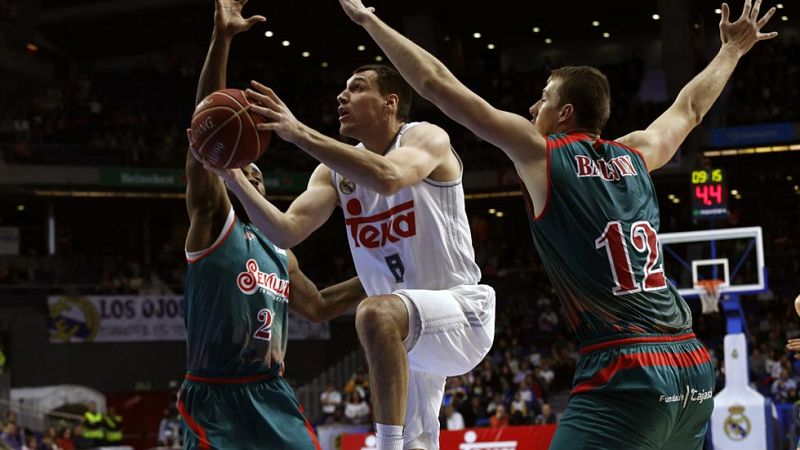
xmin=595 ymin=221 xmax=668 ymax=295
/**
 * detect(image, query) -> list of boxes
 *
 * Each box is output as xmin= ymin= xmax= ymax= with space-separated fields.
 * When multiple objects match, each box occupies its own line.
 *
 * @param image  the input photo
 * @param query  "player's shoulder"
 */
xmin=400 ymin=122 xmax=451 ymax=149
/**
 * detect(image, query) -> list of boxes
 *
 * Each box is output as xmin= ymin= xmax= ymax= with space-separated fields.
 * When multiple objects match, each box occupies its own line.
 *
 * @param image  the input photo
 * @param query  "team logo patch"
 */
xmin=339 ymin=178 xmax=356 ymax=194
xmin=48 ymin=296 xmax=101 ymax=343
xmin=237 ymin=259 xmax=290 ymax=300
xmin=723 ymin=404 xmax=751 ymax=441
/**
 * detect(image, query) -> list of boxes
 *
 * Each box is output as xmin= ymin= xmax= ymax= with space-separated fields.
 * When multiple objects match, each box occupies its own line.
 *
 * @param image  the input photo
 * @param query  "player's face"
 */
xmin=242 ymin=166 xmax=266 ymax=197
xmin=228 ymin=166 xmax=265 ymax=224
xmin=337 ymin=71 xmax=387 ymax=139
xmin=529 ymin=77 xmax=563 ymax=136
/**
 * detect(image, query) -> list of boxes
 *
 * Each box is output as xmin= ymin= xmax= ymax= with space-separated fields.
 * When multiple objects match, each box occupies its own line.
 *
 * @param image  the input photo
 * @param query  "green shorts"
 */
xmin=178 ymin=372 xmax=321 ymax=450
xmin=549 ymin=332 xmax=715 ymax=450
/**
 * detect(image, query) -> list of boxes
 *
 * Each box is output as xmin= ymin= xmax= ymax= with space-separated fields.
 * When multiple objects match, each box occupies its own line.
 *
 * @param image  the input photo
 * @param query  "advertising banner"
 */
xmin=341 ymin=425 xmax=556 ymax=450
xmin=48 ymin=295 xmax=186 ymax=343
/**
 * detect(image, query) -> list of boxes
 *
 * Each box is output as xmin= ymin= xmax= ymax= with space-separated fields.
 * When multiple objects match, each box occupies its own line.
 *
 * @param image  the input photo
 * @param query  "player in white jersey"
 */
xmin=201 ymin=65 xmax=495 ymax=450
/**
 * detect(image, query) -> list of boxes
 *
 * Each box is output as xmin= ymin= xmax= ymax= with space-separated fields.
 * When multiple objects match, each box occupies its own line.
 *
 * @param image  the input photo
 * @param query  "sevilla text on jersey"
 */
xmin=237 ymin=259 xmax=290 ymax=300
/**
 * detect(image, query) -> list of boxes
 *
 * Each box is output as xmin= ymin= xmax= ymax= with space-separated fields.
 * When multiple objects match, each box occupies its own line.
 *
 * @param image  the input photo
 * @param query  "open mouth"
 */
xmin=338 ymin=107 xmax=350 ymax=121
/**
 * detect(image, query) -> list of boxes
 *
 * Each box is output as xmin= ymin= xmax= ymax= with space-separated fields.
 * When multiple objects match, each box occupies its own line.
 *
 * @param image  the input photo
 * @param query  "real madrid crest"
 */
xmin=723 ymin=404 xmax=751 ymax=441
xmin=339 ymin=177 xmax=356 ymax=195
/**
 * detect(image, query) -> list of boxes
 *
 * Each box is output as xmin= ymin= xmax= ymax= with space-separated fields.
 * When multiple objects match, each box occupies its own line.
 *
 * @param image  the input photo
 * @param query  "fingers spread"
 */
xmin=750 ymin=0 xmax=761 ymax=20
xmin=741 ymin=0 xmax=752 ymax=20
xmin=757 ymin=7 xmax=776 ymax=28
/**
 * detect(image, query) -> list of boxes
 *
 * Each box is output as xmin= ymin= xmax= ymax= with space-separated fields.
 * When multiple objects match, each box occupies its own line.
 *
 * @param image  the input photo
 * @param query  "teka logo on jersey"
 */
xmin=344 ymin=199 xmax=417 ymax=248
xmin=237 ymin=259 xmax=290 ymax=300
xmin=574 ymin=154 xmax=638 ymax=181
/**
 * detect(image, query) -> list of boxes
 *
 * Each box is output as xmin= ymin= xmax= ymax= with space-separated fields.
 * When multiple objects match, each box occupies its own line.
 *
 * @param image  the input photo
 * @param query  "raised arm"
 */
xmin=617 ymin=0 xmax=777 ymax=171
xmin=287 ymin=250 xmax=366 ymax=323
xmin=185 ymin=0 xmax=265 ymax=252
xmin=219 ymin=164 xmax=338 ymax=248
xmin=338 ymin=0 xmax=546 ymax=164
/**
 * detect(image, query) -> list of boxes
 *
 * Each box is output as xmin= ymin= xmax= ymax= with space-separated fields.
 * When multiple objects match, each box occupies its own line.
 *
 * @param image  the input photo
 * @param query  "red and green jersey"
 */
xmin=523 ymin=132 xmax=691 ymax=344
xmin=184 ymin=209 xmax=290 ymax=377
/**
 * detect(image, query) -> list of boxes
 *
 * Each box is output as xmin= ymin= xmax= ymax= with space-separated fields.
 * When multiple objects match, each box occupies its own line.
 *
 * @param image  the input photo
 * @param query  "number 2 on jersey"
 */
xmin=595 ymin=221 xmax=667 ymax=296
xmin=254 ymin=308 xmax=273 ymax=341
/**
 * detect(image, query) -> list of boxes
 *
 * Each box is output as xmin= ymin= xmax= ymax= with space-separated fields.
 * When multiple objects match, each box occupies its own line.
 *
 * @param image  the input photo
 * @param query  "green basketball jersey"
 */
xmin=184 ymin=209 xmax=290 ymax=377
xmin=523 ymin=132 xmax=691 ymax=344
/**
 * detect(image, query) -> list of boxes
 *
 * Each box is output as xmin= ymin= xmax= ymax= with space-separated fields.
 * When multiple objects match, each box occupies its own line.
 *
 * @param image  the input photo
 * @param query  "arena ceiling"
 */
xmin=28 ymin=0 xmax=780 ymax=64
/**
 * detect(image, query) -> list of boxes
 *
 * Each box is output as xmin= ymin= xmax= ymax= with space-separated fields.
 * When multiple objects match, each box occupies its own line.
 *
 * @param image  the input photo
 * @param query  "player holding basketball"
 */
xmin=338 ymin=0 xmax=777 ymax=448
xmin=206 ymin=55 xmax=495 ymax=450
xmin=181 ymin=0 xmax=365 ymax=448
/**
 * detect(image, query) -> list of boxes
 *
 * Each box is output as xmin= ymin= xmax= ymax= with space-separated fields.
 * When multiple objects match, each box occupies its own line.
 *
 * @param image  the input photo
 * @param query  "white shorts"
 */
xmin=394 ymin=284 xmax=495 ymax=450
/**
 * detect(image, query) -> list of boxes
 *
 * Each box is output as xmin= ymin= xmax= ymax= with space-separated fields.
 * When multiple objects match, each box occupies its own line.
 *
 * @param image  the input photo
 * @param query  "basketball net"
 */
xmin=696 ymin=279 xmax=725 ymax=314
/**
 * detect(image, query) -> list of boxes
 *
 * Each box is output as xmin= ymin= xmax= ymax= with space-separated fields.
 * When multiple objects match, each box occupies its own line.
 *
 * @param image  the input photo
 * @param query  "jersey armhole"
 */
xmin=531 ymin=139 xmax=554 ymax=222
xmin=614 ymin=140 xmax=651 ymax=173
xmin=185 ymin=207 xmax=236 ymax=263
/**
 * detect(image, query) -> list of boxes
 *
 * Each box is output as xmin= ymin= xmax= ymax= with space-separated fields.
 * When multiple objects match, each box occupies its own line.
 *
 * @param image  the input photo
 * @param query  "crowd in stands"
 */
xmin=3 ymin=35 xmax=796 ymax=172
xmin=0 ymin=406 xmax=116 ymax=450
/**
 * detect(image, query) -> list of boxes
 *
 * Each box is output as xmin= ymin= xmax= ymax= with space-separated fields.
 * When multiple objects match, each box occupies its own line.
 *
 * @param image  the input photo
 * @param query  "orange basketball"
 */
xmin=187 ymin=89 xmax=271 ymax=168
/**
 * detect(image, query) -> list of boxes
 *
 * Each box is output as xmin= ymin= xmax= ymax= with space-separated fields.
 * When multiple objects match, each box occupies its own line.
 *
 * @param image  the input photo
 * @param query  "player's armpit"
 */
xmin=616 ymin=106 xmax=697 ymax=172
xmin=185 ymin=148 xmax=232 ymax=252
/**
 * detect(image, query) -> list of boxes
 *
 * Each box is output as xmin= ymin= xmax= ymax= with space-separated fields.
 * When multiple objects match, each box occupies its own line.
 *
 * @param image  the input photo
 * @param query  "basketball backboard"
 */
xmin=659 ymin=226 xmax=766 ymax=298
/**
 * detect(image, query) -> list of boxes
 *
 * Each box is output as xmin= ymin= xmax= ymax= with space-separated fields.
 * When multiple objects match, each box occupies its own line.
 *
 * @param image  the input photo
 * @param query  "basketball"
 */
xmin=188 ymin=89 xmax=271 ymax=168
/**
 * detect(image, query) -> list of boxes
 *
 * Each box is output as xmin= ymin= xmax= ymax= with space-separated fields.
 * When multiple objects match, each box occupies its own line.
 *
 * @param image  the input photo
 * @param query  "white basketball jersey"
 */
xmin=332 ymin=122 xmax=481 ymax=296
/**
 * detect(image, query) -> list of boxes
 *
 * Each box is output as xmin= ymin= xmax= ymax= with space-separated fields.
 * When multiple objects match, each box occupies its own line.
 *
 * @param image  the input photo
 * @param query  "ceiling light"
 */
xmin=730 ymin=189 xmax=739 ymax=196
xmin=496 ymin=211 xmax=505 ymax=218
xmin=487 ymin=44 xmax=495 ymax=49
xmin=715 ymin=8 xmax=721 ymax=14
xmin=787 ymin=175 xmax=793 ymax=181
xmin=264 ymin=31 xmax=274 ymax=37
xmin=532 ymin=27 xmax=540 ymax=33
xmin=781 ymin=15 xmax=788 ymax=21
xmin=668 ymin=194 xmax=675 ymax=200
xmin=375 ymin=55 xmax=384 ymax=62
xmin=777 ymin=3 xmax=784 ymax=8
xmin=321 ymin=62 xmax=329 ymax=68
xmin=694 ymin=23 xmax=700 ymax=29
xmin=473 ymin=32 xmax=482 ymax=39
xmin=16 ymin=205 xmax=25 ymax=211
xmin=793 ymin=185 xmax=799 ymax=191
xmin=488 ymin=208 xmax=496 ymax=214
xmin=301 ymin=51 xmax=310 ymax=58
xmin=281 ymin=40 xmax=290 ymax=47
xmin=735 ymin=194 xmax=742 ymax=199
xmin=602 ymin=32 xmax=610 ymax=38
xmin=444 ymin=36 xmax=451 ymax=42
xmin=592 ymin=21 xmax=600 ymax=27
xmin=545 ymin=38 xmax=552 ymax=44
xmin=673 ymin=198 xmax=680 ymax=203
xmin=357 ymin=45 xmax=366 ymax=51
xmin=652 ymin=14 xmax=660 ymax=20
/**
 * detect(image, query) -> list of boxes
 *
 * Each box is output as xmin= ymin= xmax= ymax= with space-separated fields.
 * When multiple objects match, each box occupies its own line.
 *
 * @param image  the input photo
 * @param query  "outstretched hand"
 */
xmin=719 ymin=0 xmax=778 ymax=56
xmin=338 ymin=0 xmax=376 ymax=25
xmin=245 ymin=81 xmax=304 ymax=144
xmin=214 ymin=0 xmax=266 ymax=37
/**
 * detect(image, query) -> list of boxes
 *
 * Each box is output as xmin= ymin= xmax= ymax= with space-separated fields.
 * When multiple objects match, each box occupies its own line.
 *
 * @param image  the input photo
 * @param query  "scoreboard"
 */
xmin=691 ymin=168 xmax=729 ymax=220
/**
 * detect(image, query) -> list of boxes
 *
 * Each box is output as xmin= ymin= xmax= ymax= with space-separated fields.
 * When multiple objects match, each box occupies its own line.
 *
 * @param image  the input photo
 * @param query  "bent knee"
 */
xmin=355 ymin=295 xmax=408 ymax=337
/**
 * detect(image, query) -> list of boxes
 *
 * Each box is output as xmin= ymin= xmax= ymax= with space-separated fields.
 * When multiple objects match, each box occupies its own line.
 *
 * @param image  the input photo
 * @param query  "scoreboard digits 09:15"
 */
xmin=690 ymin=168 xmax=729 ymax=220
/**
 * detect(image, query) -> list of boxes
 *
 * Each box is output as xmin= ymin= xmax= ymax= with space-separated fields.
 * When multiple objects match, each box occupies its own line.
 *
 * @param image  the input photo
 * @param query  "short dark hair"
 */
xmin=550 ymin=66 xmax=611 ymax=133
xmin=353 ymin=64 xmax=413 ymax=121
